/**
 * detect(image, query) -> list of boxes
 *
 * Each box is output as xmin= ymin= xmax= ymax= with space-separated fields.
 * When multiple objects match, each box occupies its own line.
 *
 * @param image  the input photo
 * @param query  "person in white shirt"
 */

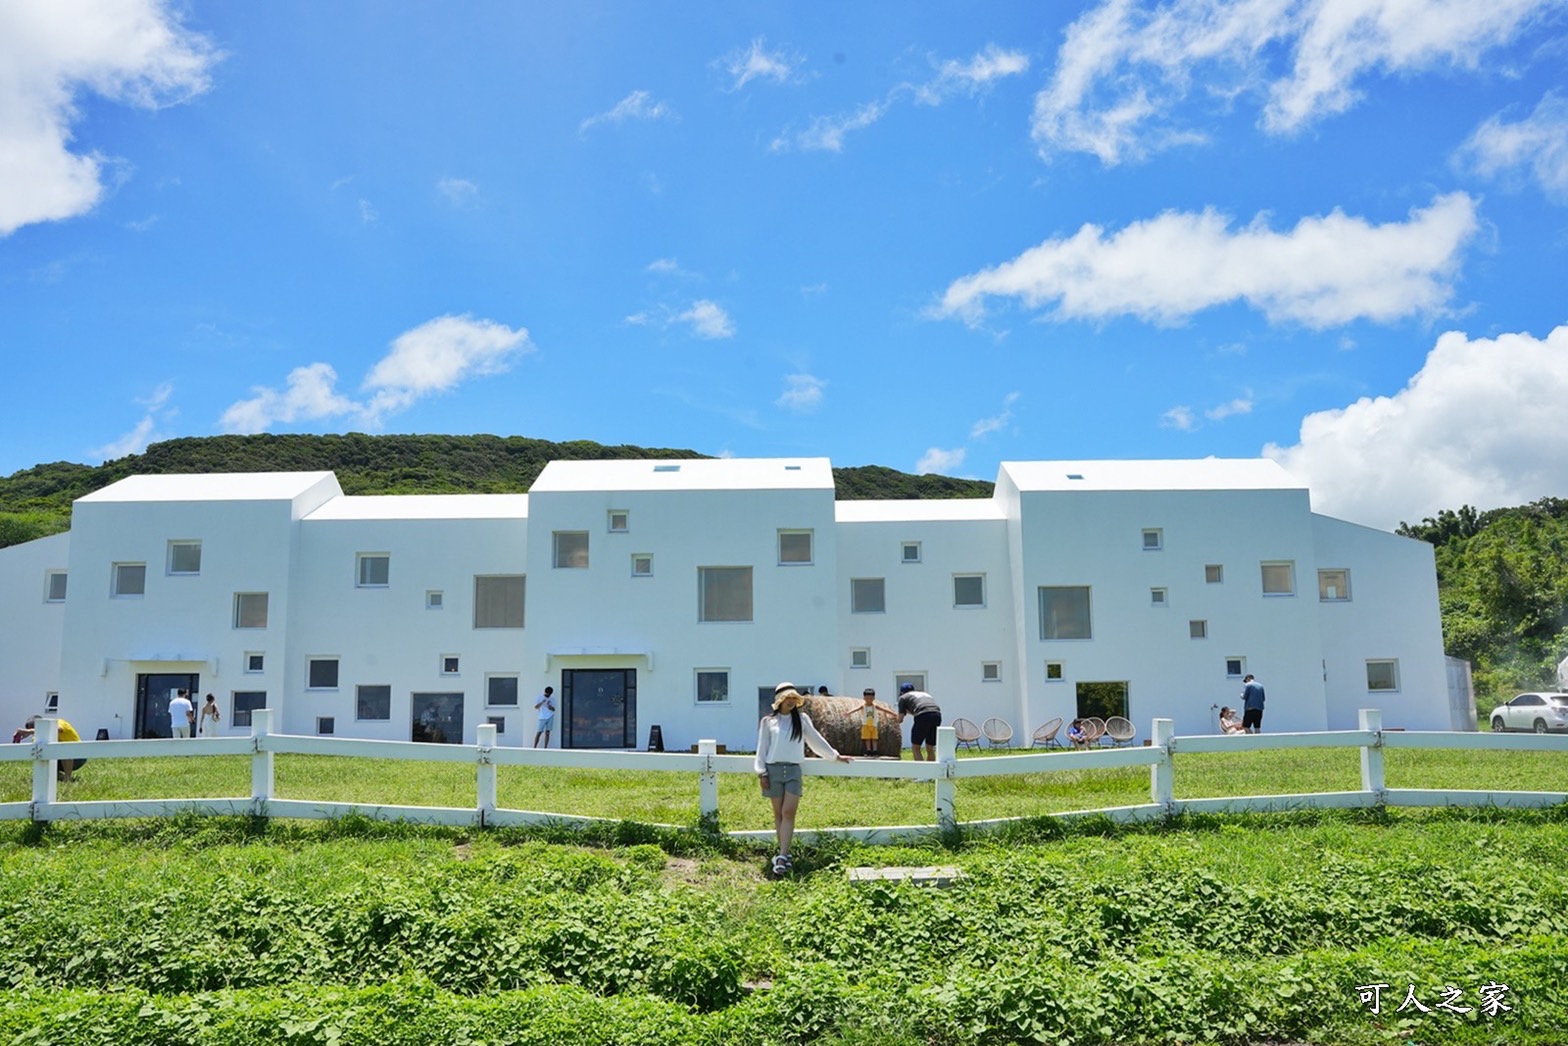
xmin=755 ymin=682 xmax=851 ymax=877
xmin=533 ymin=687 xmax=556 ymax=749
xmin=168 ymin=689 xmax=194 ymax=739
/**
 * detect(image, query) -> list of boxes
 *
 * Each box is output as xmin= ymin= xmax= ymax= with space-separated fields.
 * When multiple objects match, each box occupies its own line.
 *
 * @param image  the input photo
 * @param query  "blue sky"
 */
xmin=2 ymin=0 xmax=1566 ymax=530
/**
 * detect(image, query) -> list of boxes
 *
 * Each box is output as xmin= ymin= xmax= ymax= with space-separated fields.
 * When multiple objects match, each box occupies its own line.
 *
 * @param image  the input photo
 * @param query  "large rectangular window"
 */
xmin=1039 ymin=586 xmax=1092 ymax=640
xmin=553 ymin=531 xmax=589 ymax=568
xmin=1261 ymin=561 xmax=1296 ymax=595
xmin=954 ymin=574 xmax=986 ymax=608
xmin=851 ymin=578 xmax=885 ymax=613
xmin=486 ymin=675 xmax=519 ymax=707
xmin=778 ymin=530 xmax=813 ymax=565
xmin=696 ymin=670 xmax=730 ymax=704
xmin=167 ymin=541 xmax=202 ymax=575
xmin=234 ymin=592 xmax=269 ymax=629
xmin=474 ymin=575 xmax=525 ymax=628
xmin=232 ymin=691 xmax=266 ymax=728
xmin=356 ymin=685 xmax=391 ymax=721
xmin=699 ymin=566 xmax=752 ymax=622
xmin=357 ymin=553 xmax=390 ymax=587
xmin=112 ymin=563 xmax=146 ymax=597
xmin=307 ymin=658 xmax=339 ymax=690
xmin=1318 ymin=568 xmax=1351 ymax=601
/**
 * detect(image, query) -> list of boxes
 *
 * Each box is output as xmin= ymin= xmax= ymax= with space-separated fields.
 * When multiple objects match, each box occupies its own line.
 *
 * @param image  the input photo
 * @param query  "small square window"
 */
xmin=779 ymin=530 xmax=813 ymax=565
xmin=1045 ymin=661 xmax=1065 ymax=681
xmin=850 ymin=648 xmax=870 ymax=669
xmin=851 ymin=578 xmax=885 ymax=614
xmin=487 ymin=675 xmax=519 ymax=707
xmin=1366 ymin=659 xmax=1400 ymax=692
xmin=245 ymin=653 xmax=265 ymax=673
xmin=357 ymin=553 xmax=390 ymax=587
xmin=441 ymin=655 xmax=460 ymax=676
xmin=1189 ymin=619 xmax=1208 ymax=639
xmin=1205 ymin=564 xmax=1224 ymax=584
xmin=696 ymin=670 xmax=730 ymax=704
xmin=553 ymin=531 xmax=589 ymax=569
xmin=981 ymin=661 xmax=1001 ymax=682
xmin=901 ymin=542 xmax=922 ymax=564
xmin=232 ymin=691 xmax=266 ymax=728
xmin=632 ymin=554 xmax=653 ymax=577
xmin=426 ymin=590 xmax=444 ymax=609
xmin=954 ymin=574 xmax=985 ymax=608
xmin=608 ymin=510 xmax=629 ymax=533
xmin=1142 ymin=528 xmax=1163 ymax=551
xmin=1261 ymin=561 xmax=1296 ymax=596
xmin=234 ymin=592 xmax=269 ymax=629
xmin=316 ymin=716 xmax=336 ymax=736
xmin=112 ymin=562 xmax=146 ymax=597
xmin=356 ymin=684 xmax=391 ymax=721
xmin=44 ymin=693 xmax=59 ymax=712
xmin=1150 ymin=587 xmax=1168 ymax=606
xmin=167 ymin=541 xmax=202 ymax=575
xmin=1225 ymin=657 xmax=1246 ymax=678
xmin=307 ymin=658 xmax=339 ymax=689
xmin=1318 ymin=568 xmax=1351 ymax=601
xmin=895 ymin=673 xmax=927 ymax=695
xmin=487 ymin=715 xmax=506 ymax=732
xmin=45 ymin=571 xmax=67 ymax=602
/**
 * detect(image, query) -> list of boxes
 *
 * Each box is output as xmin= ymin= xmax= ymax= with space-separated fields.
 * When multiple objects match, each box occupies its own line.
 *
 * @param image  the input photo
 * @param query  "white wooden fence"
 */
xmin=4 ymin=709 xmax=1565 ymax=844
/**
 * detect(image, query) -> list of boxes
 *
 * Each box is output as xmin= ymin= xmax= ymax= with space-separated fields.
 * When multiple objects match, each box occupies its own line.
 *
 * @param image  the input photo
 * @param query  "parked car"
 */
xmin=1489 ymin=693 xmax=1568 ymax=733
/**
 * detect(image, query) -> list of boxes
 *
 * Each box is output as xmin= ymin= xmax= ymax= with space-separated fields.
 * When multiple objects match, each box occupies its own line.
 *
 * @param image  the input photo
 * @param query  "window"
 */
xmin=1367 ymin=659 xmax=1400 ymax=692
xmin=473 ymin=575 xmax=525 ymax=628
xmin=981 ymin=662 xmax=1001 ymax=682
xmin=851 ymin=578 xmax=886 ymax=613
xmin=487 ymin=675 xmax=518 ymax=707
xmin=357 ymin=553 xmax=390 ymax=587
xmin=167 ymin=541 xmax=201 ymax=575
xmin=316 ymin=717 xmax=335 ymax=735
xmin=850 ymin=648 xmax=870 ymax=669
xmin=553 ymin=531 xmax=589 ymax=568
xmin=1189 ymin=619 xmax=1208 ymax=639
xmin=653 ymin=464 xmax=680 ymax=473
xmin=699 ymin=566 xmax=752 ymax=622
xmin=232 ymin=691 xmax=266 ymax=728
xmin=45 ymin=571 xmax=67 ymax=602
xmin=356 ymin=685 xmax=391 ymax=720
xmin=608 ymin=510 xmax=629 ymax=533
xmin=1150 ymin=587 xmax=1168 ymax=607
xmin=954 ymin=574 xmax=985 ymax=608
xmin=1261 ymin=561 xmax=1296 ymax=595
xmin=1142 ymin=528 xmax=1163 ymax=551
xmin=307 ymin=658 xmax=339 ymax=689
xmin=1318 ymin=568 xmax=1351 ymax=601
xmin=426 ymin=590 xmax=444 ymax=609
xmin=487 ymin=716 xmax=506 ymax=732
xmin=631 ymin=554 xmax=653 ymax=577
xmin=1225 ymin=657 xmax=1246 ymax=679
xmin=441 ymin=655 xmax=460 ymax=676
xmin=696 ymin=670 xmax=730 ymax=704
xmin=1045 ymin=661 xmax=1065 ymax=681
xmin=1039 ymin=586 xmax=1092 ymax=640
xmin=894 ymin=672 xmax=927 ymax=694
xmin=245 ymin=653 xmax=265 ymax=673
xmin=901 ymin=542 xmax=922 ymax=564
xmin=1205 ymin=564 xmax=1224 ymax=584
xmin=234 ymin=592 xmax=269 ymax=629
xmin=112 ymin=562 xmax=146 ymax=597
xmin=778 ymin=530 xmax=813 ymax=565
xmin=44 ymin=693 xmax=59 ymax=713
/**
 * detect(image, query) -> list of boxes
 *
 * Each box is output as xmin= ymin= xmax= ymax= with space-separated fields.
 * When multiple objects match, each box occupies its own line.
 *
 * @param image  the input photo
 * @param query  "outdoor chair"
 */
xmin=1031 ymin=716 xmax=1064 ymax=748
xmin=951 ymin=717 xmax=983 ymax=750
xmin=1081 ymin=717 xmax=1106 ymax=746
xmin=981 ymin=717 xmax=1014 ymax=750
xmin=1104 ymin=716 xmax=1136 ymax=746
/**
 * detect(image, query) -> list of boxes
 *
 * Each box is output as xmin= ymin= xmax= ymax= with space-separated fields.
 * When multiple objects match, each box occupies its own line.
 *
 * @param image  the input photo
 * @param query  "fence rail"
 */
xmin=7 ymin=709 xmax=1566 ymax=843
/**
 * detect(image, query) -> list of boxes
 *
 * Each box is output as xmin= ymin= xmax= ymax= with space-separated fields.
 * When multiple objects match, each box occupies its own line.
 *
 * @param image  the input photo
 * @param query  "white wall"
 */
xmin=0 ymin=532 xmax=68 ymax=729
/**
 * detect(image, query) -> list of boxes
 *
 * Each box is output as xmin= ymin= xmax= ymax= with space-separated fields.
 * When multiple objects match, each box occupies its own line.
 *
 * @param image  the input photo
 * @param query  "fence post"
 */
xmin=31 ymin=717 xmax=58 ymax=819
xmin=251 ymin=709 xmax=274 ymax=816
xmin=476 ymin=723 xmax=497 ymax=826
xmin=697 ymin=740 xmax=719 ymax=824
xmin=934 ymin=726 xmax=956 ymax=832
xmin=1359 ymin=708 xmax=1384 ymax=803
xmin=1150 ymin=718 xmax=1175 ymax=813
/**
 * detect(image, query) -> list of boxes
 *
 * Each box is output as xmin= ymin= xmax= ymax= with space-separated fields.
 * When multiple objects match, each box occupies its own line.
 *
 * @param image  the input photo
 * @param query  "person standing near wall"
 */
xmin=198 ymin=693 xmax=220 ymax=737
xmin=533 ymin=686 xmax=556 ymax=748
xmin=896 ymin=682 xmax=943 ymax=762
xmin=756 ymin=682 xmax=851 ymax=877
xmin=1240 ymin=674 xmax=1266 ymax=733
xmin=169 ymin=689 xmax=194 ymax=739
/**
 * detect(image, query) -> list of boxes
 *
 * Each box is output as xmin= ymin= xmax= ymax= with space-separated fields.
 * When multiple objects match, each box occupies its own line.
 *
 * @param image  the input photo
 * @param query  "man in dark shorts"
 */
xmin=1240 ymin=674 xmax=1266 ymax=733
xmin=896 ymin=683 xmax=942 ymax=761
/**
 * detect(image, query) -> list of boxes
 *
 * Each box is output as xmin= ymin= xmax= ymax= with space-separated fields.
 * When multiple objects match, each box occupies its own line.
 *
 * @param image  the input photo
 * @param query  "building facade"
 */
xmin=0 ymin=456 xmax=1455 ymax=749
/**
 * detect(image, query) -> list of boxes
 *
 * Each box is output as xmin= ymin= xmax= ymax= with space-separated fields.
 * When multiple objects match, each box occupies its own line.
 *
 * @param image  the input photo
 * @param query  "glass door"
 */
xmin=562 ymin=669 xmax=637 ymax=748
xmin=135 ymin=673 xmax=200 ymax=739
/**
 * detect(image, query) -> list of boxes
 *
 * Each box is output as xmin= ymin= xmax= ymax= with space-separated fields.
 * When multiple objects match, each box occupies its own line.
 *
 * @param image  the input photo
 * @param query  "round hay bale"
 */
xmin=802 ymin=694 xmax=902 ymax=758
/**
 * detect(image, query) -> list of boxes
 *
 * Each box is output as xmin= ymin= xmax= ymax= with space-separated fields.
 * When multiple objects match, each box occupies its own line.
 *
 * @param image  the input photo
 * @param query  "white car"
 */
xmin=1489 ymin=692 xmax=1568 ymax=733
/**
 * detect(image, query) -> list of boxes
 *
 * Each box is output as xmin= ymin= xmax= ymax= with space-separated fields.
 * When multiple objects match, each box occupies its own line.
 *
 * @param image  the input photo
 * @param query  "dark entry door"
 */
xmin=562 ymin=669 xmax=637 ymax=748
xmin=135 ymin=673 xmax=200 ymax=739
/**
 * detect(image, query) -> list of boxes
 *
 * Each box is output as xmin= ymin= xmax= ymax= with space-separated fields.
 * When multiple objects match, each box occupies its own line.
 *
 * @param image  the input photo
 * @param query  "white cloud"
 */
xmin=1161 ymin=405 xmax=1197 ymax=431
xmin=220 ymin=316 xmax=532 ymax=434
xmin=437 ymin=177 xmax=480 ymax=207
xmin=1206 ymin=395 xmax=1254 ymax=420
xmin=935 ymin=192 xmax=1479 ymax=329
xmin=722 ymin=38 xmax=801 ymax=90
xmin=971 ymin=391 xmax=1021 ymax=438
xmin=1456 ymin=92 xmax=1568 ymax=202
xmin=1033 ymin=0 xmax=1553 ymax=164
xmin=775 ymin=101 xmax=886 ymax=153
xmin=917 ymin=447 xmax=967 ymax=474
xmin=646 ymin=257 xmax=682 ymax=274
xmin=673 ymin=300 xmax=735 ymax=339
xmin=916 ymin=44 xmax=1030 ymax=105
xmin=0 ymin=0 xmax=219 ymax=236
xmin=358 ymin=199 xmax=378 ymax=224
xmin=776 ymin=373 xmax=826 ymax=413
xmin=1265 ymin=325 xmax=1568 ymax=530
xmin=92 ymin=381 xmax=175 ymax=459
xmin=579 ymin=90 xmax=676 ymax=134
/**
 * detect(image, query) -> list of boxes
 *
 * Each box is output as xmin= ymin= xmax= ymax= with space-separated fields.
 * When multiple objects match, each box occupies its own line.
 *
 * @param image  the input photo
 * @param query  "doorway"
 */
xmin=1075 ymin=681 xmax=1129 ymax=721
xmin=135 ymin=673 xmax=200 ymax=739
xmin=562 ymin=669 xmax=637 ymax=748
xmin=411 ymin=692 xmax=464 ymax=744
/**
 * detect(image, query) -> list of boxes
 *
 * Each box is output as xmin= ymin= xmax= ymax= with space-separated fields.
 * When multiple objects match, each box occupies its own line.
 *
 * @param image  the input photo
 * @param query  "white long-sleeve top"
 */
xmin=754 ymin=712 xmax=840 ymax=774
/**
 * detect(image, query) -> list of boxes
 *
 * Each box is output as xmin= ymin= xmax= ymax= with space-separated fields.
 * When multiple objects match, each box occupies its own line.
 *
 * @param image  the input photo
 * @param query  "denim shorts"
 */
xmin=760 ymin=762 xmax=803 ymax=798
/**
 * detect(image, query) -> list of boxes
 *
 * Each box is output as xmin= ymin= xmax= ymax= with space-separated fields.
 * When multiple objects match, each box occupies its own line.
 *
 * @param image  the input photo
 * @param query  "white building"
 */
xmin=0 ymin=456 xmax=1456 ymax=748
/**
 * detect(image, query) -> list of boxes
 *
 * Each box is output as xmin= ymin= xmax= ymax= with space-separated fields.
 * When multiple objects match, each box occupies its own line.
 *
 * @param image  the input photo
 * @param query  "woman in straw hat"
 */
xmin=755 ymin=682 xmax=851 ymax=877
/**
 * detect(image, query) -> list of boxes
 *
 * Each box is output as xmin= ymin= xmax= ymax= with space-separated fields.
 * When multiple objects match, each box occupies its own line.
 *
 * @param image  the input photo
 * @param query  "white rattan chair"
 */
xmin=951 ymin=717 xmax=983 ymax=750
xmin=982 ymin=717 xmax=1015 ymax=750
xmin=1104 ymin=716 xmax=1136 ymax=746
xmin=1031 ymin=717 xmax=1064 ymax=748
